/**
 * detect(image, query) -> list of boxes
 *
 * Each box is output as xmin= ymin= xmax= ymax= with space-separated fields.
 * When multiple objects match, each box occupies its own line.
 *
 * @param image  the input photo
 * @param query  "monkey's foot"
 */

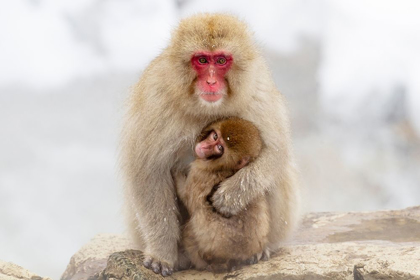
xmin=206 ymin=263 xmax=227 ymax=273
xmin=206 ymin=261 xmax=237 ymax=273
xmin=244 ymin=254 xmax=259 ymax=265
xmin=242 ymin=249 xmax=270 ymax=266
xmin=143 ymin=255 xmax=174 ymax=277
xmin=260 ymin=249 xmax=270 ymax=261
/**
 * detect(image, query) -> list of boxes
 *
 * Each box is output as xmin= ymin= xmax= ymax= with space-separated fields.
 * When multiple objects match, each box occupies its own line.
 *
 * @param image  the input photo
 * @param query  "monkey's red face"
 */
xmin=191 ymin=51 xmax=233 ymax=103
xmin=195 ymin=130 xmax=225 ymax=159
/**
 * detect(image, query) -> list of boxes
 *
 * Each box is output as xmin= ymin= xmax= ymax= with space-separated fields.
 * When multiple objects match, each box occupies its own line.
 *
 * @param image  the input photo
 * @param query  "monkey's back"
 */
xmin=183 ymin=172 xmax=270 ymax=263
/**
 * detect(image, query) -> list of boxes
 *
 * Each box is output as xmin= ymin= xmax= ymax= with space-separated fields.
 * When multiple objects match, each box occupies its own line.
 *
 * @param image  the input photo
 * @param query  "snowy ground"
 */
xmin=1 ymin=0 xmax=420 ymax=279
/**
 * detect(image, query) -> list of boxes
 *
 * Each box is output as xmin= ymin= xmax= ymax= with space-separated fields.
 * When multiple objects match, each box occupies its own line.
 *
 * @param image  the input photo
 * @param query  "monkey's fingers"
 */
xmin=143 ymin=256 xmax=174 ymax=277
xmin=242 ymin=250 xmax=270 ymax=267
xmin=161 ymin=262 xmax=174 ymax=277
xmin=260 ymin=249 xmax=270 ymax=261
xmin=244 ymin=254 xmax=259 ymax=265
xmin=143 ymin=255 xmax=153 ymax=268
xmin=151 ymin=261 xmax=161 ymax=274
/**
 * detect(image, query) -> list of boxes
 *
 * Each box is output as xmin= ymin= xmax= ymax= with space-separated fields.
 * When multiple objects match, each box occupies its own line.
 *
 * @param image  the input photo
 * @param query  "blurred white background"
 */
xmin=1 ymin=0 xmax=419 ymax=279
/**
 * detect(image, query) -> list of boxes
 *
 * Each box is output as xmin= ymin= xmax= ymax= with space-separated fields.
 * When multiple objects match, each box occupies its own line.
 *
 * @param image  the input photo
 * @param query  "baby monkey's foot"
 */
xmin=260 ymin=249 xmax=270 ymax=261
xmin=244 ymin=254 xmax=259 ymax=265
xmin=243 ymin=249 xmax=270 ymax=266
xmin=143 ymin=255 xmax=174 ymax=277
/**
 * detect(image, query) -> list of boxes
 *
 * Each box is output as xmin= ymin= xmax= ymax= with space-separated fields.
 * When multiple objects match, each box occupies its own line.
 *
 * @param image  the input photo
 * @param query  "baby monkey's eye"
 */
xmin=213 ymin=132 xmax=218 ymax=140
xmin=198 ymin=57 xmax=208 ymax=64
xmin=217 ymin=144 xmax=224 ymax=154
xmin=217 ymin=57 xmax=227 ymax=65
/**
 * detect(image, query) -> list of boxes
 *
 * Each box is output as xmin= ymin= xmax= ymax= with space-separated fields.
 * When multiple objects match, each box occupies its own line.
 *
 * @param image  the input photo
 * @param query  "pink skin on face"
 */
xmin=195 ymin=130 xmax=225 ymax=159
xmin=191 ymin=51 xmax=233 ymax=103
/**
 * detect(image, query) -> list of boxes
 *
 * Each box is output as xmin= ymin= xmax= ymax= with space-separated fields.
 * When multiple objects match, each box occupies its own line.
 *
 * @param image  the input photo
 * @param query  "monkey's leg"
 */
xmin=191 ymin=253 xmax=208 ymax=271
xmin=182 ymin=232 xmax=208 ymax=270
xmin=129 ymin=174 xmax=180 ymax=276
xmin=176 ymin=243 xmax=192 ymax=271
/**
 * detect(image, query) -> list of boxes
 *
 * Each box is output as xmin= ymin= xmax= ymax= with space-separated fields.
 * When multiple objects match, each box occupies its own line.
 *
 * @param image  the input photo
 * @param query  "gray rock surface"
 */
xmin=58 ymin=206 xmax=420 ymax=280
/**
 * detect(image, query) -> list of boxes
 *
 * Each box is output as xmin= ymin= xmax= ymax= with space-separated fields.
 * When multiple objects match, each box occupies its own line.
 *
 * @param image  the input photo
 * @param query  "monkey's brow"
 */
xmin=197 ymin=129 xmax=212 ymax=141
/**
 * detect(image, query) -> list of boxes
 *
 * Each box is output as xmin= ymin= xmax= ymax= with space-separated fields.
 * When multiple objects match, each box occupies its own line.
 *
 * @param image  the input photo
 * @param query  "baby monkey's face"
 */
xmin=194 ymin=118 xmax=262 ymax=171
xmin=195 ymin=129 xmax=225 ymax=159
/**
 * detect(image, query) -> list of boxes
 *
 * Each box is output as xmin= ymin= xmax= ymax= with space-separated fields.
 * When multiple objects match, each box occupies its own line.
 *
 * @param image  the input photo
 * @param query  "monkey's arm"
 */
xmin=212 ymin=100 xmax=296 ymax=217
xmin=211 ymin=148 xmax=284 ymax=216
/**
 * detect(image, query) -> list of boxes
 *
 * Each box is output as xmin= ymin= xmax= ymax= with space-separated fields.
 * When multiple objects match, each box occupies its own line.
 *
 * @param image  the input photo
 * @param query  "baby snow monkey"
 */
xmin=176 ymin=117 xmax=270 ymax=271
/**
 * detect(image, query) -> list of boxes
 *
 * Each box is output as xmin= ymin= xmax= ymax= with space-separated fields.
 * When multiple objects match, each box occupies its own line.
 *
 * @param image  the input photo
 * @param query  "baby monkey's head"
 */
xmin=195 ymin=117 xmax=262 ymax=171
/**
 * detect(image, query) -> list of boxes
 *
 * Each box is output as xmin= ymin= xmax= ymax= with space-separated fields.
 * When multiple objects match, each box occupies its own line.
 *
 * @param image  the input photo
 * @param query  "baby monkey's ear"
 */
xmin=236 ymin=156 xmax=251 ymax=170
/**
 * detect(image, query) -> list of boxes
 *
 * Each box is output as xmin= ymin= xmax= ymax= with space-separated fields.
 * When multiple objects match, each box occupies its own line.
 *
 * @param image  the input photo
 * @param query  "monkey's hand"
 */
xmin=211 ymin=147 xmax=277 ymax=216
xmin=211 ymin=167 xmax=263 ymax=216
xmin=211 ymin=180 xmax=243 ymax=217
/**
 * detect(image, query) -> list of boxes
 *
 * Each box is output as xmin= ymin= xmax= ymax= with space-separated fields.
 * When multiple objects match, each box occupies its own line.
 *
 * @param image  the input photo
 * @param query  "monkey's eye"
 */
xmin=217 ymin=144 xmax=224 ymax=154
xmin=212 ymin=131 xmax=218 ymax=141
xmin=217 ymin=57 xmax=227 ymax=65
xmin=198 ymin=57 xmax=208 ymax=64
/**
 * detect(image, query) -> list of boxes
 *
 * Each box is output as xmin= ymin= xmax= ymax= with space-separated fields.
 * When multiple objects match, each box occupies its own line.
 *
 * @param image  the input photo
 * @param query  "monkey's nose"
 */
xmin=206 ymin=78 xmax=217 ymax=85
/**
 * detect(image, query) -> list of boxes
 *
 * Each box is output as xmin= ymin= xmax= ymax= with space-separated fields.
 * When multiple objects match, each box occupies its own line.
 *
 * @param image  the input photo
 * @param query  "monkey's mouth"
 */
xmin=199 ymin=92 xmax=224 ymax=103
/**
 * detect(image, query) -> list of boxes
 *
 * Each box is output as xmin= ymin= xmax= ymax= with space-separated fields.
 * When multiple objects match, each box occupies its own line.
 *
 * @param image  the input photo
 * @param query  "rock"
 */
xmin=0 ymin=260 xmax=52 ymax=280
xmin=60 ymin=206 xmax=420 ymax=280
xmin=60 ymin=234 xmax=133 ymax=280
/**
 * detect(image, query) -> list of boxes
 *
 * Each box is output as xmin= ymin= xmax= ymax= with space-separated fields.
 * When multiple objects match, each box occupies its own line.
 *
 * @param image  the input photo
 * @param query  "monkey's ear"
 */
xmin=236 ymin=156 xmax=250 ymax=170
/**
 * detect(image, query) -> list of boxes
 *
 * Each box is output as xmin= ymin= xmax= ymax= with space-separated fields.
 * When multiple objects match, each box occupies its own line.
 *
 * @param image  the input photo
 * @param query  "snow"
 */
xmin=1 ymin=0 xmax=420 ymax=279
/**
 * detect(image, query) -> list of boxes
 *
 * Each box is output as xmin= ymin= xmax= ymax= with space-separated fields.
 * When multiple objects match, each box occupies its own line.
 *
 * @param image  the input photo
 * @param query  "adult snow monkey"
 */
xmin=120 ymin=13 xmax=300 ymax=276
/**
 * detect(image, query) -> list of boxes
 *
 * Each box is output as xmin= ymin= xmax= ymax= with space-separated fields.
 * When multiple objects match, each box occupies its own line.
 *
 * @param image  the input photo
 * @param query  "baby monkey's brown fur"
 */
xmin=176 ymin=117 xmax=270 ymax=271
